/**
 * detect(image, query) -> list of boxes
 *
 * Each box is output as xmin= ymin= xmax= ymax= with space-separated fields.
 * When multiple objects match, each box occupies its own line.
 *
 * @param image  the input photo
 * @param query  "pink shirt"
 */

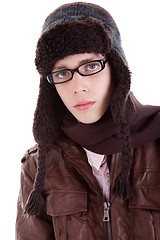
xmin=84 ymin=148 xmax=110 ymax=201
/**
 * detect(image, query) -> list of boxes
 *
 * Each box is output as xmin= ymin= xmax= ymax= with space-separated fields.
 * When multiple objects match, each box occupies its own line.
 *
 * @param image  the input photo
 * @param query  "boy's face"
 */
xmin=54 ymin=53 xmax=113 ymax=124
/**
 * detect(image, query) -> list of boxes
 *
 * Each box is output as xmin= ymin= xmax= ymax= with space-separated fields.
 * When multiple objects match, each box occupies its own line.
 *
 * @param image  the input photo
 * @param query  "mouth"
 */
xmin=74 ymin=101 xmax=95 ymax=111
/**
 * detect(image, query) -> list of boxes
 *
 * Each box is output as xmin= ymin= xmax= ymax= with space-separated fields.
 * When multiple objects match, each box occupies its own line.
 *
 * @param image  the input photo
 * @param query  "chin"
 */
xmin=77 ymin=115 xmax=102 ymax=124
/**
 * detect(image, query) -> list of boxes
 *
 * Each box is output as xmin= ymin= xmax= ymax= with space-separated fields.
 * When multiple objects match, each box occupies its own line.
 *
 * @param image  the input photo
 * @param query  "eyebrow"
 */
xmin=53 ymin=57 xmax=102 ymax=71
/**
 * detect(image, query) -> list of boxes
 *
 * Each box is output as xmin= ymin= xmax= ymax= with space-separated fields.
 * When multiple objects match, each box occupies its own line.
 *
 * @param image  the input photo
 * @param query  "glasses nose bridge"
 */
xmin=71 ymin=66 xmax=82 ymax=79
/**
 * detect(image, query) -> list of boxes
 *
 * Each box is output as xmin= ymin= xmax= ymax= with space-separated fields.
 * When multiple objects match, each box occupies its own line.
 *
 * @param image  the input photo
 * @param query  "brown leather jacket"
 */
xmin=15 ymin=138 xmax=160 ymax=240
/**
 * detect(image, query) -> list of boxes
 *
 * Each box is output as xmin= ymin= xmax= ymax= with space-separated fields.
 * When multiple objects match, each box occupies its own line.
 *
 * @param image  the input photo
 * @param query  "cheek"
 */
xmin=55 ymin=86 xmax=66 ymax=101
xmin=99 ymin=74 xmax=112 ymax=100
xmin=97 ymin=77 xmax=114 ymax=113
xmin=55 ymin=86 xmax=71 ymax=107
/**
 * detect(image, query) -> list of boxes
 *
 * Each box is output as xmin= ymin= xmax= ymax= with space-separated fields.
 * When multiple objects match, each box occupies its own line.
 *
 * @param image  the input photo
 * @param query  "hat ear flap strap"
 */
xmin=25 ymin=143 xmax=46 ymax=216
xmin=112 ymin=122 xmax=133 ymax=200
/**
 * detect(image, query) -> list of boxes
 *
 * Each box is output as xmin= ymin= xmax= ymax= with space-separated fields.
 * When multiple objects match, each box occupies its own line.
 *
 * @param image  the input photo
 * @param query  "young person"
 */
xmin=15 ymin=2 xmax=160 ymax=240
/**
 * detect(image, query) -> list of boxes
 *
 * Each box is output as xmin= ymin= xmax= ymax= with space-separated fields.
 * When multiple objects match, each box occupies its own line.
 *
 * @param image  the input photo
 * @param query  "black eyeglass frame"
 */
xmin=46 ymin=59 xmax=108 ymax=85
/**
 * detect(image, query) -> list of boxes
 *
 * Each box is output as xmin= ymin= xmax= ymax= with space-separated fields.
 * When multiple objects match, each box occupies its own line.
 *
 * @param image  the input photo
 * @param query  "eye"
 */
xmin=79 ymin=61 xmax=102 ymax=75
xmin=53 ymin=70 xmax=71 ymax=83
xmin=56 ymin=71 xmax=69 ymax=79
xmin=86 ymin=63 xmax=99 ymax=71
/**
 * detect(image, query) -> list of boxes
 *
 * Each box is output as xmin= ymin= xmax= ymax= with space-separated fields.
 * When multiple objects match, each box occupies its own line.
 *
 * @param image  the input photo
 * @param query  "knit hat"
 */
xmin=25 ymin=2 xmax=136 ymax=216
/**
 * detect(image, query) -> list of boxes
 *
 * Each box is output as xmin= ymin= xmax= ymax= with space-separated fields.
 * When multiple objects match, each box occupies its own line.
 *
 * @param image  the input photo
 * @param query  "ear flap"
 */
xmin=26 ymin=77 xmax=66 ymax=216
xmin=108 ymin=51 xmax=136 ymax=199
xmin=109 ymin=50 xmax=136 ymax=125
xmin=33 ymin=77 xmax=66 ymax=145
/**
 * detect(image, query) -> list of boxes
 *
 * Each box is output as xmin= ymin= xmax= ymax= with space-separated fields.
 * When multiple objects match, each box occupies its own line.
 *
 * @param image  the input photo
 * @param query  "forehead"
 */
xmin=53 ymin=53 xmax=104 ymax=70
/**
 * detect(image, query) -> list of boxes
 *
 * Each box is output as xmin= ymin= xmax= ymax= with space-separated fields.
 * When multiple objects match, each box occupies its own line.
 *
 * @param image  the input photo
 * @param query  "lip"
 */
xmin=74 ymin=101 xmax=95 ymax=111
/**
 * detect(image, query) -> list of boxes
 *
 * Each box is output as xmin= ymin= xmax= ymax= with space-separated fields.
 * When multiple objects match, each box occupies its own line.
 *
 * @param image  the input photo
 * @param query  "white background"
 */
xmin=0 ymin=0 xmax=160 ymax=239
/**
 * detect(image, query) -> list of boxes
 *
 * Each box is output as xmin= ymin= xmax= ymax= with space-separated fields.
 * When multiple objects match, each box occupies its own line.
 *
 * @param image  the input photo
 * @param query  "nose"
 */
xmin=72 ymin=72 xmax=89 ymax=94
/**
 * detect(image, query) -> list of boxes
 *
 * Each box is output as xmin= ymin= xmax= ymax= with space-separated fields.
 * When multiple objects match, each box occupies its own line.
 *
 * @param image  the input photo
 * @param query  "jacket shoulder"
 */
xmin=20 ymin=144 xmax=63 ymax=180
xmin=20 ymin=144 xmax=39 ymax=181
xmin=21 ymin=144 xmax=38 ymax=163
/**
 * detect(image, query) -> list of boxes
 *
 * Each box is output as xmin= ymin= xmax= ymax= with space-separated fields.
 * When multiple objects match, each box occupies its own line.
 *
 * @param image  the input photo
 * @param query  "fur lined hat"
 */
xmin=25 ymin=2 xmax=136 ymax=216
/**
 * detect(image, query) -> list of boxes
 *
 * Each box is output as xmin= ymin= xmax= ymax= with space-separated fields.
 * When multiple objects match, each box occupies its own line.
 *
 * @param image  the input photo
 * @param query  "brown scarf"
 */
xmin=61 ymin=93 xmax=160 ymax=154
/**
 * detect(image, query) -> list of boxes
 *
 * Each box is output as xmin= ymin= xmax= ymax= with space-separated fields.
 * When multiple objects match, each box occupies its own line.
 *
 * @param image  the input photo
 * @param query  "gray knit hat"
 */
xmin=25 ymin=2 xmax=136 ymax=216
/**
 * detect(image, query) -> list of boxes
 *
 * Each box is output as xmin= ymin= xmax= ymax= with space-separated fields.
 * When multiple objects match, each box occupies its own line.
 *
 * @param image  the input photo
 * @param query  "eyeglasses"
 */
xmin=46 ymin=59 xmax=108 ymax=84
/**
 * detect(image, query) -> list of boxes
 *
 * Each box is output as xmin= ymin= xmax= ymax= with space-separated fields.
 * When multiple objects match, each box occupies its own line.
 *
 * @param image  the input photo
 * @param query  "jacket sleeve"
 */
xmin=15 ymin=146 xmax=55 ymax=240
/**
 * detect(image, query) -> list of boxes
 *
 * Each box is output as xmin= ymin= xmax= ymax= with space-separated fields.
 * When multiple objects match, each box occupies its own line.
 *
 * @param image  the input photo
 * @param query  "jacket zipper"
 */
xmin=103 ymin=201 xmax=112 ymax=240
xmin=61 ymin=148 xmax=115 ymax=240
xmin=103 ymin=155 xmax=115 ymax=240
xmin=103 ymin=201 xmax=110 ymax=222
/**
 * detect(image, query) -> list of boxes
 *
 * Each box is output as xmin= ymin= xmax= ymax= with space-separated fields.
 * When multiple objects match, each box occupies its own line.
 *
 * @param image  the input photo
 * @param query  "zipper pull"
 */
xmin=103 ymin=201 xmax=110 ymax=222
